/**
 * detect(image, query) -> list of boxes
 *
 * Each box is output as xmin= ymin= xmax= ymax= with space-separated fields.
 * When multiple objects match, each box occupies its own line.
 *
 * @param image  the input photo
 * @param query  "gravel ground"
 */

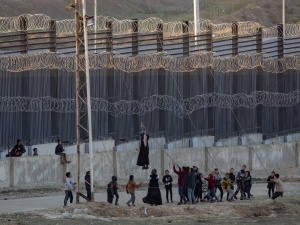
xmin=1 ymin=182 xmax=300 ymax=225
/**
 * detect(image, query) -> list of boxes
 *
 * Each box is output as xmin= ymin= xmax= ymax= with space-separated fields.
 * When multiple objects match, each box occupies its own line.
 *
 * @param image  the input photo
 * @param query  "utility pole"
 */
xmin=75 ymin=0 xmax=81 ymax=204
xmin=282 ymin=0 xmax=285 ymax=37
xmin=82 ymin=0 xmax=95 ymax=202
xmin=94 ymin=0 xmax=97 ymax=53
xmin=193 ymin=0 xmax=200 ymax=49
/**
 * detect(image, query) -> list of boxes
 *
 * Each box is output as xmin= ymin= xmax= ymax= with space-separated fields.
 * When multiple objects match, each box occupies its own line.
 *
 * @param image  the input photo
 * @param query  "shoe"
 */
xmin=145 ymin=165 xmax=149 ymax=169
xmin=234 ymin=195 xmax=238 ymax=199
xmin=142 ymin=166 xmax=146 ymax=170
xmin=126 ymin=202 xmax=130 ymax=207
xmin=63 ymin=205 xmax=67 ymax=208
xmin=115 ymin=203 xmax=119 ymax=206
xmin=219 ymin=199 xmax=223 ymax=202
xmin=167 ymin=201 xmax=169 ymax=203
xmin=132 ymin=204 xmax=136 ymax=206
xmin=210 ymin=200 xmax=216 ymax=203
xmin=200 ymin=199 xmax=205 ymax=202
xmin=171 ymin=200 xmax=173 ymax=203
xmin=195 ymin=200 xmax=199 ymax=203
xmin=67 ymin=161 xmax=71 ymax=164
xmin=177 ymin=202 xmax=182 ymax=205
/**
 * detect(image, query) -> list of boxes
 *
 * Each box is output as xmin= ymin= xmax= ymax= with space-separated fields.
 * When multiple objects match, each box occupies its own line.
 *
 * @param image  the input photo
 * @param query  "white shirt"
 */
xmin=65 ymin=177 xmax=73 ymax=191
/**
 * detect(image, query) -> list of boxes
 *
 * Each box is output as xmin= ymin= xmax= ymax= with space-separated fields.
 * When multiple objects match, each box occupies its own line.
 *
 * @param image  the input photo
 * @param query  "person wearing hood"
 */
xmin=108 ymin=176 xmax=119 ymax=205
xmin=214 ymin=168 xmax=223 ymax=202
xmin=205 ymin=171 xmax=219 ymax=202
xmin=136 ymin=122 xmax=150 ymax=170
xmin=142 ymin=169 xmax=162 ymax=206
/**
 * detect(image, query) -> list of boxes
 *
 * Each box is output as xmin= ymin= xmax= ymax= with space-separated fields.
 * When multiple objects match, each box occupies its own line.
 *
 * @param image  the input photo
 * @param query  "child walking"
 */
xmin=267 ymin=171 xmax=275 ymax=198
xmin=64 ymin=172 xmax=74 ymax=208
xmin=108 ymin=176 xmax=119 ymax=205
xmin=162 ymin=170 xmax=173 ymax=203
xmin=126 ymin=175 xmax=142 ymax=207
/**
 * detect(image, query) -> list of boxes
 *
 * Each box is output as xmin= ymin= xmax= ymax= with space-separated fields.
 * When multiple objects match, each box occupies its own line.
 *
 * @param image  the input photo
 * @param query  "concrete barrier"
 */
xmin=189 ymin=136 xmax=215 ymax=148
xmin=164 ymin=138 xmax=190 ymax=149
xmin=239 ymin=134 xmax=263 ymax=145
xmin=1 ymin=142 xmax=300 ymax=189
xmin=214 ymin=137 xmax=239 ymax=147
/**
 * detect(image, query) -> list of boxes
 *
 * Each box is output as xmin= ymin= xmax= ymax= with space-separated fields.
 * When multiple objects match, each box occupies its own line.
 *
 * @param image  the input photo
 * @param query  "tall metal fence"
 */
xmin=1 ymin=14 xmax=300 ymax=149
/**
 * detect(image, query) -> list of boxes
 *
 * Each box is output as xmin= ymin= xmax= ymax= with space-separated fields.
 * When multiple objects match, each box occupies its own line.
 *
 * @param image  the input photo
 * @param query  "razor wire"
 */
xmin=1 ymin=14 xmax=300 ymax=38
xmin=1 ymin=51 xmax=300 ymax=73
xmin=1 ymin=90 xmax=300 ymax=116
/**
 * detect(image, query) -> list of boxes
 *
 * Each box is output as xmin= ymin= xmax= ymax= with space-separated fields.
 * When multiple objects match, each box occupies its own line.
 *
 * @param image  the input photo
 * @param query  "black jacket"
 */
xmin=184 ymin=171 xmax=196 ymax=189
xmin=149 ymin=174 xmax=159 ymax=188
xmin=85 ymin=174 xmax=91 ymax=189
xmin=267 ymin=175 xmax=275 ymax=188
xmin=14 ymin=144 xmax=26 ymax=154
xmin=55 ymin=144 xmax=64 ymax=155
xmin=229 ymin=172 xmax=236 ymax=184
xmin=162 ymin=175 xmax=173 ymax=186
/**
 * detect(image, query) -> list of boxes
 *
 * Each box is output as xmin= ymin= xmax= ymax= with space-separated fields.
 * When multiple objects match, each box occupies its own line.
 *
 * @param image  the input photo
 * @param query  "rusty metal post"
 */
xmin=232 ymin=22 xmax=238 ymax=56
xmin=132 ymin=19 xmax=138 ymax=56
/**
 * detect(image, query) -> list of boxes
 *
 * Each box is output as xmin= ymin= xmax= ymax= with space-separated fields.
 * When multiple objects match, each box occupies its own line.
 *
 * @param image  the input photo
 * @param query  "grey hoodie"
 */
xmin=214 ymin=173 xmax=222 ymax=186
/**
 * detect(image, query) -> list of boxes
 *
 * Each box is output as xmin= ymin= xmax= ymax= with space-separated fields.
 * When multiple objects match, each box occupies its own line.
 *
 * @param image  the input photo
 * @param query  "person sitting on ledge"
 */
xmin=6 ymin=139 xmax=26 ymax=157
xmin=33 ymin=148 xmax=38 ymax=156
xmin=55 ymin=140 xmax=71 ymax=164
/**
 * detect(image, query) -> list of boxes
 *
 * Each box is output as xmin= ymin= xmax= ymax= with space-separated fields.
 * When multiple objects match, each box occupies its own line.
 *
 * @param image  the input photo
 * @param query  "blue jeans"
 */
xmin=207 ymin=188 xmax=219 ymax=201
xmin=178 ymin=186 xmax=187 ymax=202
xmin=128 ymin=193 xmax=135 ymax=204
xmin=187 ymin=188 xmax=195 ymax=204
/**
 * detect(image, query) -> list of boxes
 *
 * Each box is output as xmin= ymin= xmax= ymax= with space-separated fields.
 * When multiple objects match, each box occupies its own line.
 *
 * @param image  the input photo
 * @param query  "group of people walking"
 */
xmin=62 ymin=165 xmax=285 ymax=207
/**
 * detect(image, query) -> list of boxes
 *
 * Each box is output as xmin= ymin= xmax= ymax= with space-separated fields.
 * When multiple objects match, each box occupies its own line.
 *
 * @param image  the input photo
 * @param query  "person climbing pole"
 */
xmin=137 ymin=122 xmax=150 ymax=170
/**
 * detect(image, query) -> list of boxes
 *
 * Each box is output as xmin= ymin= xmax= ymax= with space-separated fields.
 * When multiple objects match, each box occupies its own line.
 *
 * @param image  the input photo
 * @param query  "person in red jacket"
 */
xmin=204 ymin=171 xmax=219 ymax=203
xmin=173 ymin=164 xmax=187 ymax=205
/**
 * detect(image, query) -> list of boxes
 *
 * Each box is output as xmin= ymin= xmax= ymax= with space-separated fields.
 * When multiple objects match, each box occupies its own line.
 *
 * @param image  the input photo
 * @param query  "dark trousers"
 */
xmin=215 ymin=185 xmax=223 ymax=200
xmin=165 ymin=185 xmax=173 ymax=202
xmin=64 ymin=190 xmax=73 ymax=206
xmin=268 ymin=187 xmax=275 ymax=198
xmin=113 ymin=191 xmax=119 ymax=204
xmin=272 ymin=192 xmax=283 ymax=200
xmin=194 ymin=183 xmax=202 ymax=200
xmin=245 ymin=185 xmax=252 ymax=198
xmin=86 ymin=187 xmax=91 ymax=201
xmin=235 ymin=182 xmax=245 ymax=198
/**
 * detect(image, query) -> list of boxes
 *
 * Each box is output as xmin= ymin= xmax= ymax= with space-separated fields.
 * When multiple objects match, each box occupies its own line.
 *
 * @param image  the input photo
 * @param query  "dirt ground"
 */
xmin=1 ymin=182 xmax=300 ymax=225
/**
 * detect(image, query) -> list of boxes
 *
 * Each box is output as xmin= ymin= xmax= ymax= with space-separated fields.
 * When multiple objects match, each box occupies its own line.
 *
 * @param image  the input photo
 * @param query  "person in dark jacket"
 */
xmin=227 ymin=168 xmax=235 ymax=200
xmin=143 ymin=169 xmax=162 ymax=206
xmin=107 ymin=183 xmax=114 ymax=203
xmin=194 ymin=166 xmax=203 ymax=203
xmin=185 ymin=168 xmax=196 ymax=204
xmin=136 ymin=123 xmax=150 ymax=170
xmin=234 ymin=165 xmax=247 ymax=200
xmin=55 ymin=140 xmax=70 ymax=164
xmin=7 ymin=139 xmax=26 ymax=157
xmin=162 ymin=170 xmax=173 ymax=203
xmin=214 ymin=168 xmax=223 ymax=201
xmin=267 ymin=171 xmax=276 ymax=198
xmin=173 ymin=164 xmax=187 ymax=205
xmin=245 ymin=171 xmax=253 ymax=199
xmin=108 ymin=176 xmax=119 ymax=205
xmin=85 ymin=171 xmax=91 ymax=201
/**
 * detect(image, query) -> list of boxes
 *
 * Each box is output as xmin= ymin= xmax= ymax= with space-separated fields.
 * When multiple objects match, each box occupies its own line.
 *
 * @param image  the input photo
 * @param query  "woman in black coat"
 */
xmin=137 ymin=123 xmax=150 ymax=170
xmin=143 ymin=169 xmax=162 ymax=206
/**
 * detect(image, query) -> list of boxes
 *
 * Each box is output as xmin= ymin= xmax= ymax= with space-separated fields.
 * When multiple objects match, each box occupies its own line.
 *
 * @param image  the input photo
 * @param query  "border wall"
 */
xmin=1 ymin=142 xmax=299 ymax=189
